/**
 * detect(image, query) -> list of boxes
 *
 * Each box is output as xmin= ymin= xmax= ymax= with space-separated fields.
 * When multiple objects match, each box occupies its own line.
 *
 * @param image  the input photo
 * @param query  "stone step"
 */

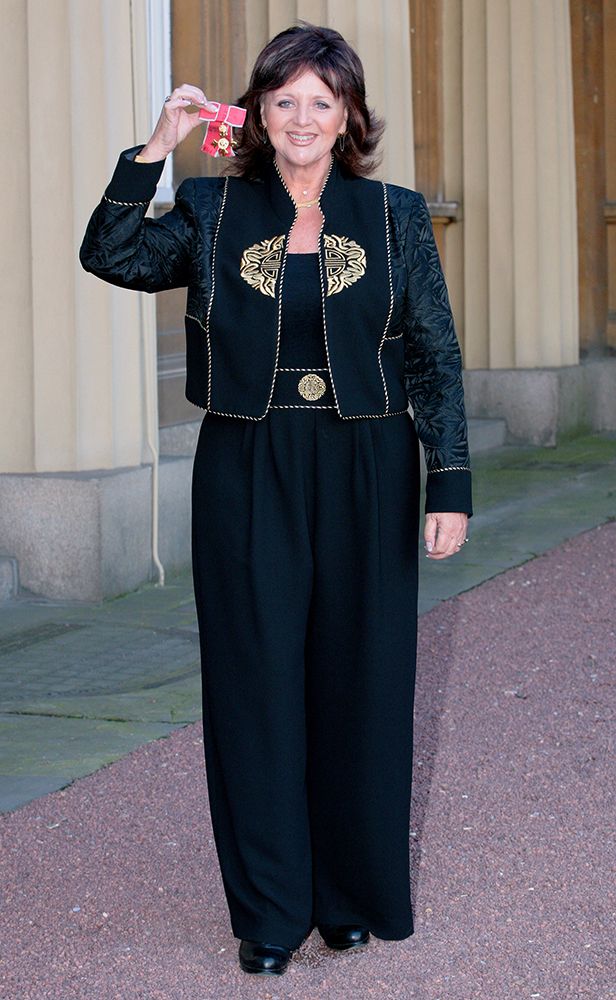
xmin=0 ymin=556 xmax=19 ymax=602
xmin=468 ymin=417 xmax=507 ymax=454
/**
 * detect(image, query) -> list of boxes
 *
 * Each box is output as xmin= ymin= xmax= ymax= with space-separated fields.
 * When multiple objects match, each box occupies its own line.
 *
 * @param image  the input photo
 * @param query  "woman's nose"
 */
xmin=293 ymin=104 xmax=313 ymax=127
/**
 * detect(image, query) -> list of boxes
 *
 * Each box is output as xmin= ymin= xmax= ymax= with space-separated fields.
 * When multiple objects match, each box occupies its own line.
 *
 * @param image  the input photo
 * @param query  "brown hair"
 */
xmin=228 ymin=22 xmax=384 ymax=179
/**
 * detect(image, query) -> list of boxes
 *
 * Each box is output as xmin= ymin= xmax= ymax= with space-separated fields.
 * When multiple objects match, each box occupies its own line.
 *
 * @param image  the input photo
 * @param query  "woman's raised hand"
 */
xmin=138 ymin=85 xmax=219 ymax=162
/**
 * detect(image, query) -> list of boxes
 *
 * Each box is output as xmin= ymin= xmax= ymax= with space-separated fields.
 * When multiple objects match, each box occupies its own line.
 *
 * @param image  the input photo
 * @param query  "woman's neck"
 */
xmin=274 ymin=153 xmax=332 ymax=203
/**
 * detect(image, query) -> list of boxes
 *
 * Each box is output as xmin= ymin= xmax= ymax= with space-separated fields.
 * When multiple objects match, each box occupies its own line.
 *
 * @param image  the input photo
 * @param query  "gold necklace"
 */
xmin=295 ymin=197 xmax=320 ymax=209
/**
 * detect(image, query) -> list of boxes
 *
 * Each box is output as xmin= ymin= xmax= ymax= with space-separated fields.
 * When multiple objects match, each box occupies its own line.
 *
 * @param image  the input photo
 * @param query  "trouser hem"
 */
xmin=232 ymin=919 xmax=414 ymax=950
xmin=367 ymin=925 xmax=415 ymax=941
xmin=313 ymin=915 xmax=415 ymax=942
xmin=233 ymin=925 xmax=314 ymax=952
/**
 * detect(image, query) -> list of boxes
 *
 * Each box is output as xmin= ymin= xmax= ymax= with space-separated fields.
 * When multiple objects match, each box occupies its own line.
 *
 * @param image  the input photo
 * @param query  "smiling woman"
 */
xmin=79 ymin=20 xmax=472 ymax=979
xmin=261 ymin=72 xmax=348 ymax=175
xmin=231 ymin=24 xmax=384 ymax=181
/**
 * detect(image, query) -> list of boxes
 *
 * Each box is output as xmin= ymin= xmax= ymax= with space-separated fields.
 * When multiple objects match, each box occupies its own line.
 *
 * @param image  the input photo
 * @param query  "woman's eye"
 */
xmin=315 ymin=102 xmax=331 ymax=110
xmin=277 ymin=100 xmax=293 ymax=108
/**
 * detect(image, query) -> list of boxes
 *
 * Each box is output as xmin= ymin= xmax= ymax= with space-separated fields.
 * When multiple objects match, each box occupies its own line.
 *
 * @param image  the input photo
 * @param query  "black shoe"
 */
xmin=238 ymin=939 xmax=293 ymax=975
xmin=317 ymin=924 xmax=370 ymax=950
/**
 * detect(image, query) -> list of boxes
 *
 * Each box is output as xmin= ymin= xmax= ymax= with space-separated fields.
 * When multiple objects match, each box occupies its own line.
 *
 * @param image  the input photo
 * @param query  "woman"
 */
xmin=80 ymin=23 xmax=472 ymax=977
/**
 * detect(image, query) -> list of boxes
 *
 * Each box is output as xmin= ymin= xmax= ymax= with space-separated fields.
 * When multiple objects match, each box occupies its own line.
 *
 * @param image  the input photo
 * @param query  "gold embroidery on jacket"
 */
xmin=323 ymin=234 xmax=366 ymax=295
xmin=240 ymin=234 xmax=366 ymax=298
xmin=240 ymin=236 xmax=285 ymax=298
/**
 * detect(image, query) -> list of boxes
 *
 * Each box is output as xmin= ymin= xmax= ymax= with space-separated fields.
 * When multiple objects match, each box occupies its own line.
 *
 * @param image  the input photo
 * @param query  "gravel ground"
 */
xmin=1 ymin=523 xmax=614 ymax=1000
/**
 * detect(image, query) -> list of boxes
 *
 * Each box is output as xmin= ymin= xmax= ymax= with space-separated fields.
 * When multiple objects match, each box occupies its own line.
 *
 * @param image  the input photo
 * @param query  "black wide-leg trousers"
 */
xmin=191 ymin=407 xmax=420 ymax=950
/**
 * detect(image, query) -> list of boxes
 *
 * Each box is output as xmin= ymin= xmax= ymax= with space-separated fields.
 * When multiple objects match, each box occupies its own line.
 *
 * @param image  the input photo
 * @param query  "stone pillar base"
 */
xmin=463 ymin=359 xmax=616 ymax=446
xmin=0 ymin=458 xmax=193 ymax=602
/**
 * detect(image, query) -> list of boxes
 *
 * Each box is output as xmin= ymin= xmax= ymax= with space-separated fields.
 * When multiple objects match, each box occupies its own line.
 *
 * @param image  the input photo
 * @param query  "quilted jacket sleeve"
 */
xmin=400 ymin=190 xmax=472 ymax=517
xmin=79 ymin=146 xmax=197 ymax=293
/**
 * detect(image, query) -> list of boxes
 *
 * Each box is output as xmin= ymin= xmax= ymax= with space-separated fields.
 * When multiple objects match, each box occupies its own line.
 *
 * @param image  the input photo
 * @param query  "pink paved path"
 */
xmin=1 ymin=524 xmax=614 ymax=999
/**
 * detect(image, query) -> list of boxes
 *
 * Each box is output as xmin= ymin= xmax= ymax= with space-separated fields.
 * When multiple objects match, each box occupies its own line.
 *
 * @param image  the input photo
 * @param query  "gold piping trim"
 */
xmin=103 ymin=195 xmax=149 ymax=207
xmin=428 ymin=466 xmax=471 ymax=473
xmin=340 ymin=407 xmax=409 ymax=420
xmin=186 ymin=313 xmax=206 ymax=330
xmin=205 ymin=177 xmax=229 ymax=410
xmin=207 ymin=410 xmax=262 ymax=420
xmin=375 ymin=182 xmax=395 ymax=413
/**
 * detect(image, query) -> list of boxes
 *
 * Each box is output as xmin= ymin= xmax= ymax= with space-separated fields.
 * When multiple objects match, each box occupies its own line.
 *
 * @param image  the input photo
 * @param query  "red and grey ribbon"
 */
xmin=199 ymin=102 xmax=246 ymax=157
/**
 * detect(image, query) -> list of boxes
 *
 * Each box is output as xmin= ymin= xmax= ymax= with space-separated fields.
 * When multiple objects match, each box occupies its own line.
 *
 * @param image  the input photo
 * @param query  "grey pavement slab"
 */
xmin=0 ymin=619 xmax=201 ymax=720
xmin=0 ymin=714 xmax=178 ymax=814
xmin=0 ymin=431 xmax=614 ymax=814
xmin=0 ymin=579 xmax=201 ymax=811
xmin=419 ymin=431 xmax=616 ymax=612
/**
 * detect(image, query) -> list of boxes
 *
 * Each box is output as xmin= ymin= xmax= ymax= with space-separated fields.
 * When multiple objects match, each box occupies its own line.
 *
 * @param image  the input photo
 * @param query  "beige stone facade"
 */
xmin=1 ymin=0 xmax=614 ymax=599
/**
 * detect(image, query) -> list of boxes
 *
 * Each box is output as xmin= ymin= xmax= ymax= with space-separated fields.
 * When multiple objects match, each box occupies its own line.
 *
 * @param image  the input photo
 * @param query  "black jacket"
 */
xmin=80 ymin=147 xmax=472 ymax=515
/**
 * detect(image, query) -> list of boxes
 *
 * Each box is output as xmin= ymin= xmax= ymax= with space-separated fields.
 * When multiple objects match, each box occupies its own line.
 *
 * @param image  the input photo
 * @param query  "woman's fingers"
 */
xmin=166 ymin=84 xmax=207 ymax=106
xmin=424 ymin=513 xmax=438 ymax=553
xmin=163 ymin=84 xmax=219 ymax=111
xmin=424 ymin=512 xmax=468 ymax=560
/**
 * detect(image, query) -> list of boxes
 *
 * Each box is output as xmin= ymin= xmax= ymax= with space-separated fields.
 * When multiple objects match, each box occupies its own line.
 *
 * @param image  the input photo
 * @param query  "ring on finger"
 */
xmin=164 ymin=95 xmax=172 ymax=102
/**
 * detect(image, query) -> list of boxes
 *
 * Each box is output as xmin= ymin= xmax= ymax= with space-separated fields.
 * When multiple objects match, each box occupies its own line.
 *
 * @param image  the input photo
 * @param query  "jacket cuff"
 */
xmin=103 ymin=146 xmax=167 ymax=205
xmin=425 ymin=469 xmax=473 ymax=517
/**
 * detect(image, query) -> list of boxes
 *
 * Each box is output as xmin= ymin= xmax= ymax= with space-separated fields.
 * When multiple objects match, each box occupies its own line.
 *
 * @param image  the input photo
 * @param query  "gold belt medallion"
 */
xmin=298 ymin=373 xmax=327 ymax=400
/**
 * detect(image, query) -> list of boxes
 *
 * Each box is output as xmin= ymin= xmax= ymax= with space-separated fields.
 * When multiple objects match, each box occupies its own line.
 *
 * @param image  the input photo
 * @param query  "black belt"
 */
xmin=270 ymin=367 xmax=336 ymax=408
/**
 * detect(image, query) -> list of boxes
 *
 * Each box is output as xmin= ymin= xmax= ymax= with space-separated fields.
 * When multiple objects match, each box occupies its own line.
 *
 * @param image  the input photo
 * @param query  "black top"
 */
xmin=278 ymin=253 xmax=328 ymax=370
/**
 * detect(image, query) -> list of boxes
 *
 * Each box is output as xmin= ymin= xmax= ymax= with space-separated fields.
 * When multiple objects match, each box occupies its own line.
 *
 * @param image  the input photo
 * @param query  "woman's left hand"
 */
xmin=423 ymin=512 xmax=469 ymax=560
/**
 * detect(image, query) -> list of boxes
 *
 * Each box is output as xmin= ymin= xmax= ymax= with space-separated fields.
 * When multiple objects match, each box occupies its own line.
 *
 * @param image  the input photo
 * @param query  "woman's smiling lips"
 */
xmin=287 ymin=132 xmax=316 ymax=145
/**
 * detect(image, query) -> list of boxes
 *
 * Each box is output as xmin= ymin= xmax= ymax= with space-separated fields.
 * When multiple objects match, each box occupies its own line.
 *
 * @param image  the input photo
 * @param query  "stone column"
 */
xmin=459 ymin=0 xmax=579 ymax=370
xmin=0 ymin=0 xmax=162 ymax=599
xmin=0 ymin=1 xmax=34 ymax=473
xmin=0 ymin=0 xmax=153 ymax=475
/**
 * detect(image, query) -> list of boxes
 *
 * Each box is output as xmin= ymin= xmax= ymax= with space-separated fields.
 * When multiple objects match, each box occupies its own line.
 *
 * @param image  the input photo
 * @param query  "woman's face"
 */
xmin=261 ymin=68 xmax=348 ymax=175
